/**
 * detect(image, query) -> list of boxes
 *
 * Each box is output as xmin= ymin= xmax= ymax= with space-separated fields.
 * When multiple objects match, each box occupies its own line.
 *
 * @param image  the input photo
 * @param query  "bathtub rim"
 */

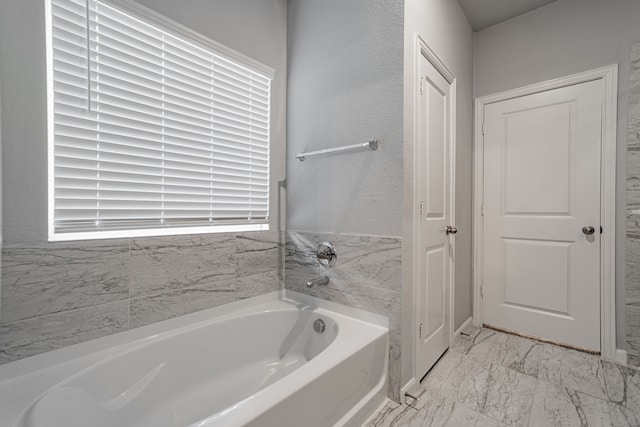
xmin=0 ymin=290 xmax=388 ymax=382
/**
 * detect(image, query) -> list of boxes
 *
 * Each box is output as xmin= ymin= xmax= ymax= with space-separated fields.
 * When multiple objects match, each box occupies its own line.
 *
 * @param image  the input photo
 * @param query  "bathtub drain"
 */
xmin=313 ymin=319 xmax=326 ymax=334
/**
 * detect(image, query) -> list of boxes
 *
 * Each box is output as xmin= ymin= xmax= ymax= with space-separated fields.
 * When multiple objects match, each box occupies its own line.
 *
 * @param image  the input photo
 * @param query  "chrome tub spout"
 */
xmin=306 ymin=275 xmax=330 ymax=288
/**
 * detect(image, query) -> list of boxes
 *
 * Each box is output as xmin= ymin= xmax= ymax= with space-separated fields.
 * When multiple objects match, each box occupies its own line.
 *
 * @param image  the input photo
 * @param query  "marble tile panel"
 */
xmin=387 ymin=343 xmax=401 ymax=403
xmin=628 ymin=353 xmax=640 ymax=369
xmin=0 ymin=300 xmax=128 ymax=364
xmin=130 ymin=234 xmax=235 ymax=298
xmin=130 ymin=279 xmax=235 ymax=328
xmin=234 ymin=270 xmax=282 ymax=300
xmin=628 ymin=237 xmax=640 ymax=306
xmin=235 ymin=231 xmax=283 ymax=279
xmin=529 ymin=379 xmax=640 ymax=427
xmin=285 ymin=231 xmax=402 ymax=293
xmin=627 ymin=151 xmax=640 ymax=210
xmin=366 ymin=389 xmax=507 ymax=427
xmin=631 ymin=46 xmax=640 ymax=94
xmin=1 ymin=240 xmax=130 ymax=323
xmin=628 ymin=304 xmax=640 ymax=365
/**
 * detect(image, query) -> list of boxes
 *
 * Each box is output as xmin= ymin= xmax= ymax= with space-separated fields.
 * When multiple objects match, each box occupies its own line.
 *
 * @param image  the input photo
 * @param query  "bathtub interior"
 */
xmin=0 ymin=292 xmax=388 ymax=427
xmin=16 ymin=304 xmax=339 ymax=427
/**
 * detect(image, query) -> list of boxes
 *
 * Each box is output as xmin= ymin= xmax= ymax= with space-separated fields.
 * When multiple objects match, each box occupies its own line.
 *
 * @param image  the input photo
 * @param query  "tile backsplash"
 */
xmin=0 ymin=231 xmax=284 ymax=363
xmin=627 ymin=41 xmax=640 ymax=368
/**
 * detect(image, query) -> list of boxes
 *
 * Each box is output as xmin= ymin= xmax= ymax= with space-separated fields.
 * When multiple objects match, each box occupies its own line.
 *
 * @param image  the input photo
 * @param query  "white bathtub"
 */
xmin=0 ymin=291 xmax=388 ymax=427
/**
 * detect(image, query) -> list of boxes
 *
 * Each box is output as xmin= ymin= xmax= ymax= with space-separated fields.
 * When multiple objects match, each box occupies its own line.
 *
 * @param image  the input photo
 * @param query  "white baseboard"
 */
xmin=454 ymin=316 xmax=473 ymax=338
xmin=400 ymin=379 xmax=419 ymax=405
xmin=615 ymin=349 xmax=627 ymax=365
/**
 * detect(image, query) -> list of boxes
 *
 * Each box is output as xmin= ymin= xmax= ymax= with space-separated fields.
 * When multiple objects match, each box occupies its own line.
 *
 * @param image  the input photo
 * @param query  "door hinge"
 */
xmin=481 ymin=204 xmax=484 ymax=217
xmin=600 ymin=226 xmax=603 ymax=234
xmin=481 ymin=123 xmax=485 ymax=136
xmin=419 ymin=322 xmax=424 ymax=338
xmin=420 ymin=201 xmax=424 ymax=217
xmin=420 ymin=77 xmax=424 ymax=95
xmin=480 ymin=285 xmax=484 ymax=297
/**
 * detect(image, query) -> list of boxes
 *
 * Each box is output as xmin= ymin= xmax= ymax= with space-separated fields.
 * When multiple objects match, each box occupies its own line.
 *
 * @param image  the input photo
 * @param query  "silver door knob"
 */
xmin=445 ymin=226 xmax=458 ymax=235
xmin=582 ymin=225 xmax=595 ymax=235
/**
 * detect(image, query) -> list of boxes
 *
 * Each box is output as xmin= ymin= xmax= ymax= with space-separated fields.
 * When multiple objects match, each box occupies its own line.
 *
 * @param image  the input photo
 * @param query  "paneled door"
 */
xmin=416 ymin=51 xmax=454 ymax=378
xmin=482 ymin=79 xmax=602 ymax=351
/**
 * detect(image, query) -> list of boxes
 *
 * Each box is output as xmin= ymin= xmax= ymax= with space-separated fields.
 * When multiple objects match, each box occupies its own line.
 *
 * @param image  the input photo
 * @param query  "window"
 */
xmin=47 ymin=0 xmax=272 ymax=241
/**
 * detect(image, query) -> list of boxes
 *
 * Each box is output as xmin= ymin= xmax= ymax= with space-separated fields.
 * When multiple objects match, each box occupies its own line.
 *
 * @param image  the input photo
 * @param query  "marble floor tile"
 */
xmin=365 ymin=390 xmax=507 ymax=427
xmin=421 ymin=350 xmax=494 ymax=400
xmin=485 ymin=332 xmax=548 ymax=378
xmin=529 ymin=379 xmax=640 ymax=427
xmin=538 ymin=344 xmax=628 ymax=404
xmin=450 ymin=327 xmax=499 ymax=360
xmin=370 ymin=328 xmax=640 ymax=427
xmin=454 ymin=364 xmax=537 ymax=426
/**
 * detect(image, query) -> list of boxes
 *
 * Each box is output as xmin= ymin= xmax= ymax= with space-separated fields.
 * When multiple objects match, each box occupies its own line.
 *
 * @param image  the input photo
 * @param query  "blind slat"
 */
xmin=51 ymin=0 xmax=271 ymax=235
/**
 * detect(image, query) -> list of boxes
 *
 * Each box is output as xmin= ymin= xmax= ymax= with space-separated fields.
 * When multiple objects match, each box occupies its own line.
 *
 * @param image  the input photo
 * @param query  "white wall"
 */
xmin=401 ymin=0 xmax=474 ymax=389
xmin=474 ymin=0 xmax=640 ymax=349
xmin=0 ymin=0 xmax=287 ymax=244
xmin=286 ymin=0 xmax=404 ymax=237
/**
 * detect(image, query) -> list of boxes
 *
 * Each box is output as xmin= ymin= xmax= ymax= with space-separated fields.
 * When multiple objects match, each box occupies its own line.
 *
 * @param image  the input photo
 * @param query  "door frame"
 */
xmin=472 ymin=65 xmax=618 ymax=360
xmin=405 ymin=34 xmax=457 ymax=392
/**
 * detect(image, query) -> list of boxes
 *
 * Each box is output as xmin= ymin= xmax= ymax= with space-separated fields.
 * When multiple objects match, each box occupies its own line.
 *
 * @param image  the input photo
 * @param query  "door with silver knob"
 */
xmin=482 ymin=78 xmax=602 ymax=352
xmin=415 ymin=52 xmax=453 ymax=381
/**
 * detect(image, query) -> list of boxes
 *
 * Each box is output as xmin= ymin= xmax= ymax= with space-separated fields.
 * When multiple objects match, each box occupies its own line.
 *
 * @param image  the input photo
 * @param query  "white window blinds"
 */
xmin=49 ymin=0 xmax=271 ymax=239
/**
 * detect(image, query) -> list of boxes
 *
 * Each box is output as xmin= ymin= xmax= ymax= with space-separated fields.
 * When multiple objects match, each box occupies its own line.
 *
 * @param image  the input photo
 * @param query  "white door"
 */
xmin=482 ymin=79 xmax=602 ymax=351
xmin=416 ymin=53 xmax=453 ymax=378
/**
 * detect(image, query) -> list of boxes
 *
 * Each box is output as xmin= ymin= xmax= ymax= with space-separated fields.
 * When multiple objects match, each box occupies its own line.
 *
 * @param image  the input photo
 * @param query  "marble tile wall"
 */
xmin=0 ymin=231 xmax=284 ymax=364
xmin=628 ymin=42 xmax=640 ymax=368
xmin=284 ymin=230 xmax=402 ymax=401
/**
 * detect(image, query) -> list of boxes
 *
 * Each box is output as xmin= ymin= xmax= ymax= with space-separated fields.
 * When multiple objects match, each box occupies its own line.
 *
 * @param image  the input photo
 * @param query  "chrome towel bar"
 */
xmin=296 ymin=139 xmax=378 ymax=161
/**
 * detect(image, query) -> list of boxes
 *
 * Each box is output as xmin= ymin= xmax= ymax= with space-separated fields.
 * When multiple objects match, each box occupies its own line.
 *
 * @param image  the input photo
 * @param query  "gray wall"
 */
xmin=286 ymin=0 xmax=404 ymax=237
xmin=474 ymin=0 xmax=640 ymax=350
xmin=0 ymin=0 xmax=287 ymax=362
xmin=400 ymin=0 xmax=474 ymax=389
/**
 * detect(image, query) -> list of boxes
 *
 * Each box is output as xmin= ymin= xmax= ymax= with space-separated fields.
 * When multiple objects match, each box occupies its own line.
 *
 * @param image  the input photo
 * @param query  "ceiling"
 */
xmin=458 ymin=0 xmax=559 ymax=31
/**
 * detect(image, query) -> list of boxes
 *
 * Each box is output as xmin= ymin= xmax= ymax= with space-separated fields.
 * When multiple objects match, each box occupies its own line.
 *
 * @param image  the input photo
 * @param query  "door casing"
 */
xmin=472 ymin=65 xmax=618 ymax=360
